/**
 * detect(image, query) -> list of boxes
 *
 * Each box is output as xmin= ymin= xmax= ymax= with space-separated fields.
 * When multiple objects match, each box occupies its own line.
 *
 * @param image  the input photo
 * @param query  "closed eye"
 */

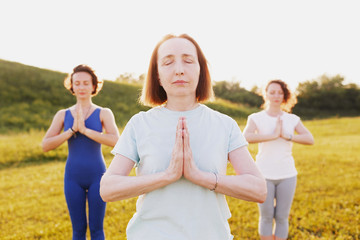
xmin=163 ymin=60 xmax=173 ymax=66
xmin=183 ymin=55 xmax=195 ymax=64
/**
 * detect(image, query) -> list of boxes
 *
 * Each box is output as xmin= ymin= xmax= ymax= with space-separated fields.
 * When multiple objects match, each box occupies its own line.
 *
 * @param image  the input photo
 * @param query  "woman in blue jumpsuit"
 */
xmin=42 ymin=64 xmax=119 ymax=239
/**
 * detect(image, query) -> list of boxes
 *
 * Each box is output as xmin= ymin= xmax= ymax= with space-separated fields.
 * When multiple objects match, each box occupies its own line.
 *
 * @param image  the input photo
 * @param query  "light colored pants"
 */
xmin=258 ymin=176 xmax=297 ymax=239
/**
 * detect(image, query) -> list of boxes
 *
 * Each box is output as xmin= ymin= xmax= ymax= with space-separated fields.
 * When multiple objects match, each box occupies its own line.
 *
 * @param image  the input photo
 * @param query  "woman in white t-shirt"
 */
xmin=99 ymin=34 xmax=267 ymax=240
xmin=243 ymin=80 xmax=314 ymax=240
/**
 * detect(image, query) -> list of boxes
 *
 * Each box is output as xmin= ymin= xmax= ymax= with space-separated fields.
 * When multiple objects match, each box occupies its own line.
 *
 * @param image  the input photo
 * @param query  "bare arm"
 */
xmin=42 ymin=110 xmax=73 ymax=152
xmin=182 ymin=119 xmax=266 ymax=203
xmin=221 ymin=147 xmax=266 ymax=202
xmin=81 ymin=108 xmax=119 ymax=147
xmin=100 ymin=154 xmax=177 ymax=202
xmin=284 ymin=120 xmax=314 ymax=145
xmin=100 ymin=119 xmax=185 ymax=202
xmin=243 ymin=118 xmax=281 ymax=143
xmin=184 ymin=146 xmax=267 ymax=203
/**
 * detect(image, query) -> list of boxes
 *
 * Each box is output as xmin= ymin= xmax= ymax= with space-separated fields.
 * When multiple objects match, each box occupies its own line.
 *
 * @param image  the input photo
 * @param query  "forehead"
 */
xmin=157 ymin=38 xmax=198 ymax=59
xmin=267 ymin=83 xmax=283 ymax=91
xmin=73 ymin=71 xmax=92 ymax=81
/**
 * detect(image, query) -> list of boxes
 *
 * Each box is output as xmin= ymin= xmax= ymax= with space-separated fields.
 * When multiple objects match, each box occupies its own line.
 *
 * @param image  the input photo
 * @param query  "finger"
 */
xmin=183 ymin=126 xmax=190 ymax=149
xmin=182 ymin=117 xmax=187 ymax=130
xmin=175 ymin=118 xmax=183 ymax=147
xmin=183 ymin=118 xmax=190 ymax=142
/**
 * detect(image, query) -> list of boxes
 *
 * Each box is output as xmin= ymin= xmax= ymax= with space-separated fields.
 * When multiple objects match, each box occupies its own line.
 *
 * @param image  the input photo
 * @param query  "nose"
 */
xmin=175 ymin=62 xmax=184 ymax=76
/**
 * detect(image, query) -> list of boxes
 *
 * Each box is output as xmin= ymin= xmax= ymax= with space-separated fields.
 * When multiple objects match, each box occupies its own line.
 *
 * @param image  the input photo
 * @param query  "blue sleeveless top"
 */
xmin=63 ymin=108 xmax=106 ymax=181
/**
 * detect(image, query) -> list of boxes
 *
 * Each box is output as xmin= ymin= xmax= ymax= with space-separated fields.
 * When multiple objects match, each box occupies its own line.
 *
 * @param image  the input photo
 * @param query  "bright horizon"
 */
xmin=1 ymin=0 xmax=359 ymax=91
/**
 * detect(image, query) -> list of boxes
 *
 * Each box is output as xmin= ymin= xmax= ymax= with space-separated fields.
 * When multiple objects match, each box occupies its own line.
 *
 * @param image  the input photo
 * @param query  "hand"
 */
xmin=183 ymin=118 xmax=199 ymax=182
xmin=72 ymin=107 xmax=79 ymax=132
xmin=165 ymin=117 xmax=184 ymax=182
xmin=274 ymin=116 xmax=282 ymax=139
xmin=278 ymin=118 xmax=291 ymax=140
xmin=76 ymin=106 xmax=87 ymax=134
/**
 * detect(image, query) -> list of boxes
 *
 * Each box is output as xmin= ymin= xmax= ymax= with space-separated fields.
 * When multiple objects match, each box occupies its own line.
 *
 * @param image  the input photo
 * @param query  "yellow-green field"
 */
xmin=1 ymin=117 xmax=359 ymax=239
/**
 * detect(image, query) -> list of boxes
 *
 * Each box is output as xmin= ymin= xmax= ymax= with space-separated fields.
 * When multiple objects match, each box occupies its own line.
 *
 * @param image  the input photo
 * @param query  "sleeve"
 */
xmin=293 ymin=114 xmax=300 ymax=126
xmin=228 ymin=118 xmax=248 ymax=153
xmin=247 ymin=113 xmax=257 ymax=129
xmin=111 ymin=117 xmax=140 ymax=165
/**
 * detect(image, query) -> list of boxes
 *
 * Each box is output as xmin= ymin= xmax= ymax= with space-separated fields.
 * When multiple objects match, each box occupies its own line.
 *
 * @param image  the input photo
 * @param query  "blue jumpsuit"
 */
xmin=64 ymin=108 xmax=106 ymax=240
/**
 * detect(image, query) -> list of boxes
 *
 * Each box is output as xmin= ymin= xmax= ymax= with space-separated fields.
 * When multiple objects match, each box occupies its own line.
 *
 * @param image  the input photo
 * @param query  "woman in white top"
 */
xmin=243 ymin=80 xmax=314 ymax=240
xmin=100 ymin=33 xmax=267 ymax=240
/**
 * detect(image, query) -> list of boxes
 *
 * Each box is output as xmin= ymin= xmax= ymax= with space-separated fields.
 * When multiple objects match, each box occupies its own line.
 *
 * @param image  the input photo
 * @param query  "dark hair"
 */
xmin=64 ymin=64 xmax=103 ymax=96
xmin=262 ymin=79 xmax=297 ymax=112
xmin=140 ymin=33 xmax=214 ymax=107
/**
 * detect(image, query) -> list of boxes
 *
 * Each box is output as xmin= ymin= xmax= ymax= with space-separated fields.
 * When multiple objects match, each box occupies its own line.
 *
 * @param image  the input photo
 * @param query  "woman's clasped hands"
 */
xmin=274 ymin=116 xmax=292 ymax=141
xmin=166 ymin=117 xmax=200 ymax=183
xmin=72 ymin=106 xmax=88 ymax=135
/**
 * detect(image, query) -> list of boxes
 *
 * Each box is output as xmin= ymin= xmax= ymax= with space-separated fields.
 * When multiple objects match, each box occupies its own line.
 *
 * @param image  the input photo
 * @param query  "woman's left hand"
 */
xmin=77 ymin=107 xmax=87 ymax=134
xmin=182 ymin=118 xmax=199 ymax=182
xmin=279 ymin=119 xmax=292 ymax=141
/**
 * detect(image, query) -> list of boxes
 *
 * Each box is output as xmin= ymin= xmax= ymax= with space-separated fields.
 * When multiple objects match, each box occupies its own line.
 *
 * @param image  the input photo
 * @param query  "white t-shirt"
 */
xmin=112 ymin=104 xmax=248 ymax=240
xmin=247 ymin=110 xmax=300 ymax=180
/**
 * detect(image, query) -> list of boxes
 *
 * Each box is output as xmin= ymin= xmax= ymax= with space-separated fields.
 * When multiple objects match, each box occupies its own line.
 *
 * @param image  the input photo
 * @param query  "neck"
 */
xmin=266 ymin=105 xmax=282 ymax=116
xmin=76 ymin=99 xmax=93 ymax=108
xmin=165 ymin=96 xmax=199 ymax=111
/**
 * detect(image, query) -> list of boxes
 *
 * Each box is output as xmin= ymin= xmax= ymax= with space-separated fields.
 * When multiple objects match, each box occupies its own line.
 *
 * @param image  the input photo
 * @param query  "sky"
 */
xmin=1 ymin=0 xmax=359 ymax=91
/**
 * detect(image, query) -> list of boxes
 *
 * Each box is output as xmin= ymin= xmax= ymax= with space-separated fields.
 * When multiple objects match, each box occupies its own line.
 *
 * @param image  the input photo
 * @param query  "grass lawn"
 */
xmin=0 ymin=117 xmax=359 ymax=239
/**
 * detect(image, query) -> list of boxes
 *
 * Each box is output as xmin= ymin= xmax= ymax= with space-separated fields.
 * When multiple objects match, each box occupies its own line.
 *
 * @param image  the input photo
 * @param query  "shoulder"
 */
xmin=202 ymin=105 xmax=238 ymax=127
xmin=136 ymin=106 xmax=163 ymax=118
xmin=283 ymin=112 xmax=301 ymax=126
xmin=203 ymin=105 xmax=230 ymax=119
xmin=125 ymin=108 xmax=156 ymax=125
xmin=54 ymin=109 xmax=67 ymax=118
xmin=248 ymin=110 xmax=264 ymax=121
xmin=51 ymin=108 xmax=68 ymax=124
xmin=284 ymin=112 xmax=300 ymax=121
xmin=99 ymin=107 xmax=113 ymax=115
xmin=99 ymin=107 xmax=115 ymax=121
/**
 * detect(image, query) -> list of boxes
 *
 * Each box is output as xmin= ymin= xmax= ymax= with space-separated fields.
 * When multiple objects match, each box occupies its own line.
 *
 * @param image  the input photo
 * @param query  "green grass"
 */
xmin=0 ymin=117 xmax=359 ymax=239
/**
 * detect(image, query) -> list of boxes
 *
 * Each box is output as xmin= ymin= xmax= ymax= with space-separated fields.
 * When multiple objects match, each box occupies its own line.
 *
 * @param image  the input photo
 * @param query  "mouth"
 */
xmin=173 ymin=80 xmax=188 ymax=84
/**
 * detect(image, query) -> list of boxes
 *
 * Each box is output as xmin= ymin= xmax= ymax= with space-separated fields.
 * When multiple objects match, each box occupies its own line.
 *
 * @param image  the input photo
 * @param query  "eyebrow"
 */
xmin=160 ymin=53 xmax=195 ymax=60
xmin=73 ymin=79 xmax=91 ymax=82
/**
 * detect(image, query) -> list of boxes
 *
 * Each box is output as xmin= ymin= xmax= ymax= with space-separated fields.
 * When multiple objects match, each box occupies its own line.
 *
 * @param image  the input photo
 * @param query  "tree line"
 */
xmin=0 ymin=59 xmax=359 ymax=133
xmin=115 ymin=71 xmax=360 ymax=119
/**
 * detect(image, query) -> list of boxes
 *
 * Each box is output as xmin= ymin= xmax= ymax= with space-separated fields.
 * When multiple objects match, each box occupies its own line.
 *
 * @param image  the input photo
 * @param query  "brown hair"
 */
xmin=139 ymin=33 xmax=214 ymax=107
xmin=64 ymin=64 xmax=103 ymax=96
xmin=262 ymin=79 xmax=297 ymax=112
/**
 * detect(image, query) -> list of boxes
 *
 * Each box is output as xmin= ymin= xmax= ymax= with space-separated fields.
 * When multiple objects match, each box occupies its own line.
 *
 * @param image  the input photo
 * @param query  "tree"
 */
xmin=293 ymin=74 xmax=360 ymax=118
xmin=212 ymin=81 xmax=263 ymax=107
xmin=115 ymin=72 xmax=144 ymax=85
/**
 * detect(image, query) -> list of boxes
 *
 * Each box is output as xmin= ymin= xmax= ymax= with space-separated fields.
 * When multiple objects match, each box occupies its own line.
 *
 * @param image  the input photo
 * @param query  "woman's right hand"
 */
xmin=165 ymin=117 xmax=184 ymax=182
xmin=274 ymin=116 xmax=282 ymax=139
xmin=72 ymin=107 xmax=79 ymax=132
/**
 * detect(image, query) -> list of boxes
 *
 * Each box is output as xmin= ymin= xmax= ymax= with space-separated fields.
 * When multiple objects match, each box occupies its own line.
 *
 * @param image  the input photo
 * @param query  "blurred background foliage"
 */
xmin=0 ymin=58 xmax=359 ymax=133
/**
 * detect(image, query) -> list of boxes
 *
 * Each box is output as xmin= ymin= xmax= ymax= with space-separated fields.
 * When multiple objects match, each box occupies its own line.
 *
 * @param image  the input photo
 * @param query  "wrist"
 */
xmin=287 ymin=134 xmax=293 ymax=141
xmin=68 ymin=128 xmax=77 ymax=138
xmin=164 ymin=169 xmax=181 ymax=184
xmin=272 ymin=133 xmax=280 ymax=140
xmin=210 ymin=172 xmax=218 ymax=191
